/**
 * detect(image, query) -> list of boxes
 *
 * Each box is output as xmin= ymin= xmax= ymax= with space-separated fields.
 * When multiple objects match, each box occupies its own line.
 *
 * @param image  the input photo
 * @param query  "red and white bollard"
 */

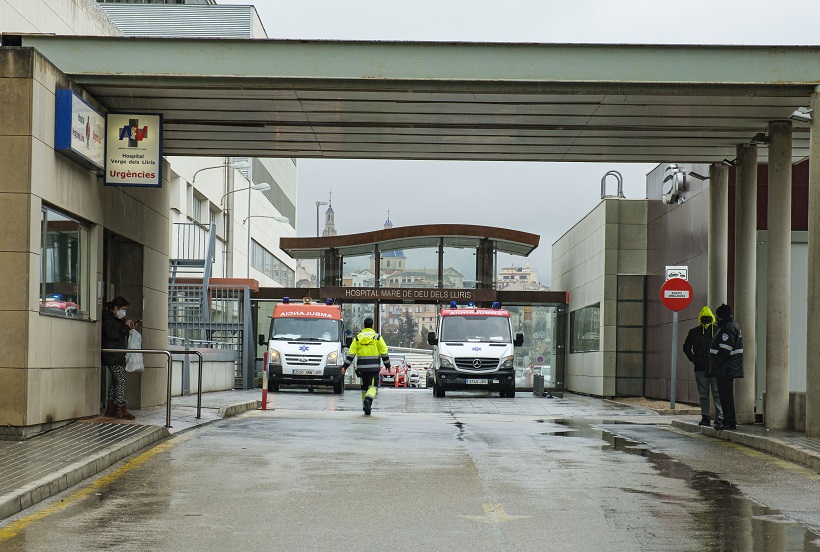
xmin=261 ymin=351 xmax=268 ymax=410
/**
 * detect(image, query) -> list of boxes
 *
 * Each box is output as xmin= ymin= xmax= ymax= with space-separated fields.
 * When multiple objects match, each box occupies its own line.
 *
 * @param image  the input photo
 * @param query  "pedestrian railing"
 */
xmin=101 ymin=349 xmax=204 ymax=428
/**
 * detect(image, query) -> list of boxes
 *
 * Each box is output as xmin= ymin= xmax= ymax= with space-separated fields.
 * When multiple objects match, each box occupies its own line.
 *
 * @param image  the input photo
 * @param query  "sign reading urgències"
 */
xmin=54 ymin=89 xmax=105 ymax=170
xmin=105 ymin=113 xmax=162 ymax=187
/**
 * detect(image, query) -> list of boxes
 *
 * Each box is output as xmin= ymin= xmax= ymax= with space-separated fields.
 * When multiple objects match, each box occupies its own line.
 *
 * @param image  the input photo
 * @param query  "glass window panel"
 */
xmin=341 ymin=253 xmax=374 ymax=287
xmin=441 ymin=246 xmax=474 ymax=289
xmin=250 ymin=239 xmax=294 ymax=287
xmin=383 ymin=246 xmax=438 ymax=289
xmin=39 ymin=206 xmax=90 ymax=320
xmin=570 ymin=303 xmax=600 ymax=353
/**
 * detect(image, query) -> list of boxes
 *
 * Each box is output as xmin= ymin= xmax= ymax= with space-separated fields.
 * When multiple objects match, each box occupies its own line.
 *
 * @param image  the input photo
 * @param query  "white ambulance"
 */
xmin=263 ymin=298 xmax=346 ymax=394
xmin=427 ymin=302 xmax=523 ymax=398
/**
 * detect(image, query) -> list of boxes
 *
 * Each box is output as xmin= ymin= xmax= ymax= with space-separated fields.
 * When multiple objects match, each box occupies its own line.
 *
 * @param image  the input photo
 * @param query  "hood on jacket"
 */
xmin=357 ymin=328 xmax=377 ymax=345
xmin=698 ymin=306 xmax=715 ymax=331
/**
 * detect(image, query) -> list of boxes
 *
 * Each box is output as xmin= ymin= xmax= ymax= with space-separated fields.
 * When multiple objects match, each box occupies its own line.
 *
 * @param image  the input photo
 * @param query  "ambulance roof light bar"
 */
xmin=467 ymin=302 xmax=475 ymax=308
xmin=282 ymin=297 xmax=290 ymax=304
xmin=325 ymin=298 xmax=333 ymax=305
xmin=449 ymin=301 xmax=457 ymax=309
xmin=492 ymin=302 xmax=501 ymax=309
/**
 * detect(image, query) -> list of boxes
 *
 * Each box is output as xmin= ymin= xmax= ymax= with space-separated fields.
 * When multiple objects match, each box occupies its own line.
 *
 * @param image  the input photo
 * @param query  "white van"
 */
xmin=262 ymin=298 xmax=345 ymax=394
xmin=427 ymin=302 xmax=523 ymax=398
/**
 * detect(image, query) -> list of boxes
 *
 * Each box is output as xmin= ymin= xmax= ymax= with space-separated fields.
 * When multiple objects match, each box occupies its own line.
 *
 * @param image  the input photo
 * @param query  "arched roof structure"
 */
xmin=279 ymin=224 xmax=539 ymax=259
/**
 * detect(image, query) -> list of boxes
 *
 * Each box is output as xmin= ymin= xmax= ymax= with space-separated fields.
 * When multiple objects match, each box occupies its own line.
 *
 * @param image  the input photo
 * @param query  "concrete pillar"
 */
xmin=765 ymin=120 xmax=792 ymax=430
xmin=734 ymin=144 xmax=758 ymax=424
xmin=806 ymin=91 xmax=820 ymax=437
xmin=708 ymin=163 xmax=729 ymax=307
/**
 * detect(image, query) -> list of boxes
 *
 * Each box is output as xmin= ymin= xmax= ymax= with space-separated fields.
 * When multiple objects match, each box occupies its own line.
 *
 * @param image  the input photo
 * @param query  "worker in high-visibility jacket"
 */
xmin=341 ymin=317 xmax=390 ymax=415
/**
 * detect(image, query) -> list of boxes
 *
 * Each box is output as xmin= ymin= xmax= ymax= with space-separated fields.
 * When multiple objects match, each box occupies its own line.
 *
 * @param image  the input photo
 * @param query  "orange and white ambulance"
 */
xmin=264 ymin=298 xmax=346 ymax=394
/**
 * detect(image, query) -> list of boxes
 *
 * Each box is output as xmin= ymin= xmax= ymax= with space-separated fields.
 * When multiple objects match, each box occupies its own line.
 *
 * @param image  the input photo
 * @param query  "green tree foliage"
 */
xmin=397 ymin=312 xmax=418 ymax=348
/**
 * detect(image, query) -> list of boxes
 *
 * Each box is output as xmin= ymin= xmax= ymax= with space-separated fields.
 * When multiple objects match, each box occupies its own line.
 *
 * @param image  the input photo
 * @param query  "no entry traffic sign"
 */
xmin=660 ymin=277 xmax=693 ymax=312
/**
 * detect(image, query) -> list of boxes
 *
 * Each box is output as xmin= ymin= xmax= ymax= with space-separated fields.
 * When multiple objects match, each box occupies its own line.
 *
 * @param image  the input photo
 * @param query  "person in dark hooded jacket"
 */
xmin=101 ymin=296 xmax=137 ymax=420
xmin=709 ymin=303 xmax=744 ymax=430
xmin=683 ymin=306 xmax=723 ymax=427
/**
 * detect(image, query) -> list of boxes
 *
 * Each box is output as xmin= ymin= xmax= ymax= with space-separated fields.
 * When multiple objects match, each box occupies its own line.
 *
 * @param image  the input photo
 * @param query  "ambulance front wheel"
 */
xmin=434 ymin=382 xmax=446 ymax=398
xmin=500 ymin=385 xmax=515 ymax=398
xmin=268 ymin=380 xmax=280 ymax=392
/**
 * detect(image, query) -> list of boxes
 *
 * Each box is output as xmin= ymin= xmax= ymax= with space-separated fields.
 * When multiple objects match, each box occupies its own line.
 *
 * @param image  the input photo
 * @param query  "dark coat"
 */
xmin=683 ymin=307 xmax=716 ymax=373
xmin=101 ymin=310 xmax=130 ymax=366
xmin=709 ymin=316 xmax=744 ymax=379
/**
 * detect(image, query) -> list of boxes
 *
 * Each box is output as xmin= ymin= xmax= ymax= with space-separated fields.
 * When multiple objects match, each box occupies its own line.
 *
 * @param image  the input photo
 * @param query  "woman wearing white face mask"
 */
xmin=101 ymin=296 xmax=137 ymax=419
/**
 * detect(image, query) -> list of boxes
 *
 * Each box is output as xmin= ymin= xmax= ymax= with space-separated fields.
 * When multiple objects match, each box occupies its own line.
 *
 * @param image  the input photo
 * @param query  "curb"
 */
xmin=0 ymin=425 xmax=169 ymax=520
xmin=604 ymin=399 xmax=700 ymax=416
xmin=218 ymin=400 xmax=261 ymax=418
xmin=0 ymin=400 xmax=259 ymax=520
xmin=672 ymin=420 xmax=820 ymax=472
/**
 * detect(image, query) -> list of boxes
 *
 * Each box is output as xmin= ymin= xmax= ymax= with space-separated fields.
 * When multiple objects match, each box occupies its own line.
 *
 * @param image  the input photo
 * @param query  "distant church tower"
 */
xmin=322 ymin=192 xmax=337 ymax=237
xmin=371 ymin=210 xmax=406 ymax=271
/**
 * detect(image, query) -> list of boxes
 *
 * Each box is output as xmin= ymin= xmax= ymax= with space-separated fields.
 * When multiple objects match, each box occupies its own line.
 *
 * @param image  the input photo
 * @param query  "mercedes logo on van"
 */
xmin=472 ymin=359 xmax=482 ymax=369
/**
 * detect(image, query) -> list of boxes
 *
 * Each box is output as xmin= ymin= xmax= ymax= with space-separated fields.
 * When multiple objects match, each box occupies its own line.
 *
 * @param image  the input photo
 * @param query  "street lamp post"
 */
xmin=315 ymin=201 xmax=328 ymax=285
xmin=187 ymin=160 xmax=249 ymax=278
xmin=192 ymin=159 xmax=249 ymax=184
xmin=220 ymin=182 xmax=271 ymax=278
xmin=243 ymin=214 xmax=289 ymax=280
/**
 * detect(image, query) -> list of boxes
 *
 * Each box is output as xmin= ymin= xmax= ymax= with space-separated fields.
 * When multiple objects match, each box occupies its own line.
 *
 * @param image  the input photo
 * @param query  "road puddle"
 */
xmin=544 ymin=420 xmax=820 ymax=551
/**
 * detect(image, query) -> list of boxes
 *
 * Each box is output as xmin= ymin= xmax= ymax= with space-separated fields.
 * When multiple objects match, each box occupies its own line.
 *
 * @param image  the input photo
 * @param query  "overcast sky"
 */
xmin=218 ymin=0 xmax=820 ymax=286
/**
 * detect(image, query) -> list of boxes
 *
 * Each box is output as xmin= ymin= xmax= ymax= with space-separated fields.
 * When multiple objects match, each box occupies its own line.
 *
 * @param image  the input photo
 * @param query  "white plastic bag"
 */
xmin=126 ymin=329 xmax=144 ymax=373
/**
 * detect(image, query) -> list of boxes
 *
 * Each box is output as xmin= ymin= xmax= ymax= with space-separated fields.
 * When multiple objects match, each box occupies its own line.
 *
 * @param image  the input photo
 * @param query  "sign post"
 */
xmin=660 ymin=277 xmax=694 ymax=409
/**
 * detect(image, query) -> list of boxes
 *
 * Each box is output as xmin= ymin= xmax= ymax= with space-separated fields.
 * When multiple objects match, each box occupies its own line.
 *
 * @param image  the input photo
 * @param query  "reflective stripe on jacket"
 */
xmin=344 ymin=328 xmax=390 ymax=370
xmin=709 ymin=316 xmax=744 ymax=379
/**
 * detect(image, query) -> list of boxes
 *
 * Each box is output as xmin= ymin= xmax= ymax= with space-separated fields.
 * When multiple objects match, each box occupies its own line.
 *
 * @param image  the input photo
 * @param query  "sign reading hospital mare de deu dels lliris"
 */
xmin=105 ymin=113 xmax=163 ymax=187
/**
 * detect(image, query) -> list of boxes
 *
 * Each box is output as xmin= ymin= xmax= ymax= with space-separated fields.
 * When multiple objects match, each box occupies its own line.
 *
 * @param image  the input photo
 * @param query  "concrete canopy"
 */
xmin=16 ymin=35 xmax=820 ymax=163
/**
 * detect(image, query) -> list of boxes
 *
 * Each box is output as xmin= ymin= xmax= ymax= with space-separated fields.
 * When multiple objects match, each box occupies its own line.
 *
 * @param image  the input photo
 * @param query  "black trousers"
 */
xmin=358 ymin=370 xmax=381 ymax=392
xmin=715 ymin=377 xmax=736 ymax=426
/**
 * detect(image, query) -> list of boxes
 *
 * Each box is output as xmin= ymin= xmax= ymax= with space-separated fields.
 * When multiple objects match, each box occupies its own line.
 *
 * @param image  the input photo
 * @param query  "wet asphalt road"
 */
xmin=2 ymin=388 xmax=820 ymax=551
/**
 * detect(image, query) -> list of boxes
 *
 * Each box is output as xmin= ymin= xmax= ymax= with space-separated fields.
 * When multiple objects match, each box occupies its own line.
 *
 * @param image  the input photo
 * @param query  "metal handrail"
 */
xmin=173 ymin=350 xmax=204 ymax=419
xmin=102 ymin=348 xmax=204 ymax=428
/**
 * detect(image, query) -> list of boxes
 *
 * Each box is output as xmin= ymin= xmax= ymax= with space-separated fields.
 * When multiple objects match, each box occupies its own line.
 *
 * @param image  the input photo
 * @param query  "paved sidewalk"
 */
xmin=0 ymin=389 xmax=261 ymax=519
xmin=673 ymin=419 xmax=820 ymax=472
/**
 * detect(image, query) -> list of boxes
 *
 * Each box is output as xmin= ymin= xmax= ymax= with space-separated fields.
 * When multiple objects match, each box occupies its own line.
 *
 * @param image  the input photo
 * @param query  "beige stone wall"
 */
xmin=552 ymin=199 xmax=648 ymax=397
xmin=0 ymin=0 xmax=121 ymax=36
xmin=0 ymin=48 xmax=170 ymax=432
xmin=0 ymin=50 xmax=35 ymax=428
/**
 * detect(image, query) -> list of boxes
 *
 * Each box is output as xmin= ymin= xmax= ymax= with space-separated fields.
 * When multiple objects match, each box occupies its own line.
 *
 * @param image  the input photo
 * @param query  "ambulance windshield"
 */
xmin=440 ymin=316 xmax=511 ymax=343
xmin=270 ymin=318 xmax=342 ymax=341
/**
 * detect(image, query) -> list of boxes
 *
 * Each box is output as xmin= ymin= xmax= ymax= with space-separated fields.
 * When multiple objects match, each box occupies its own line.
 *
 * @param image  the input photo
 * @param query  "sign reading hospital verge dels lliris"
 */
xmin=105 ymin=113 xmax=162 ymax=187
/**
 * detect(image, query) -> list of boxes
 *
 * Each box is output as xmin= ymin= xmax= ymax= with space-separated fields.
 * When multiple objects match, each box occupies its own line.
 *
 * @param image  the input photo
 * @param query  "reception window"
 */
xmin=570 ymin=303 xmax=600 ymax=353
xmin=40 ymin=206 xmax=90 ymax=319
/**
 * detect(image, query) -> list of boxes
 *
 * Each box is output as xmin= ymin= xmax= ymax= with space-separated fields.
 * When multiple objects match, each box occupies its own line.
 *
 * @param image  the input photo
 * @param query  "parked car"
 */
xmin=408 ymin=369 xmax=420 ymax=388
xmin=381 ymin=364 xmax=407 ymax=386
